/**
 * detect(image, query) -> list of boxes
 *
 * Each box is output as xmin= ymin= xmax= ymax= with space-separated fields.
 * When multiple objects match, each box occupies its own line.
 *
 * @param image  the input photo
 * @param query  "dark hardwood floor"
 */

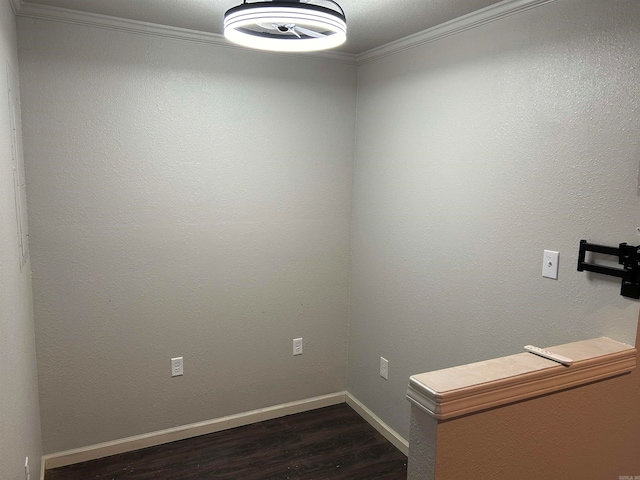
xmin=46 ymin=403 xmax=408 ymax=479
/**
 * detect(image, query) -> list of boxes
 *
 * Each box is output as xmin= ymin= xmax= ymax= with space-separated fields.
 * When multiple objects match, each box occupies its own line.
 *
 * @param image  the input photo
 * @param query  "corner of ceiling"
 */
xmin=13 ymin=1 xmax=359 ymax=65
xmin=9 ymin=0 xmax=23 ymax=15
xmin=355 ymin=0 xmax=558 ymax=65
xmin=12 ymin=0 xmax=556 ymax=66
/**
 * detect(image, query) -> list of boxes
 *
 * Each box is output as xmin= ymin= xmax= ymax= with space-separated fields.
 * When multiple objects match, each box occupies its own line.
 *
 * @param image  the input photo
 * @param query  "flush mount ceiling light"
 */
xmin=223 ymin=0 xmax=347 ymax=52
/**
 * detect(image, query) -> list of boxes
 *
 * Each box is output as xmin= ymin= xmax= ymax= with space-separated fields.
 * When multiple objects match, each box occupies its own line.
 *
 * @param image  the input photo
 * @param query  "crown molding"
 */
xmin=9 ymin=0 xmax=22 ymax=15
xmin=356 ymin=0 xmax=558 ymax=65
xmin=14 ymin=0 xmax=558 ymax=65
xmin=15 ymin=1 xmax=357 ymax=65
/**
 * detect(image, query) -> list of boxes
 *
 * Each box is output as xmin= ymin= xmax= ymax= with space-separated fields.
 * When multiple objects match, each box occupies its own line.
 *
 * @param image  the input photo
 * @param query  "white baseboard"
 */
xmin=346 ymin=393 xmax=409 ymax=456
xmin=43 ymin=391 xmax=346 ymax=471
xmin=42 ymin=391 xmax=408 ymax=473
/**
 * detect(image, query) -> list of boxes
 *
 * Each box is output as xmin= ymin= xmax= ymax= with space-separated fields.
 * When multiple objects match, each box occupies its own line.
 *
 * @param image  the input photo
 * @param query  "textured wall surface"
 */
xmin=15 ymin=0 xmax=640 ymax=462
xmin=349 ymin=0 xmax=640 ymax=441
xmin=408 ymin=407 xmax=436 ymax=480
xmin=0 ymin=2 xmax=43 ymax=479
xmin=18 ymin=19 xmax=356 ymax=453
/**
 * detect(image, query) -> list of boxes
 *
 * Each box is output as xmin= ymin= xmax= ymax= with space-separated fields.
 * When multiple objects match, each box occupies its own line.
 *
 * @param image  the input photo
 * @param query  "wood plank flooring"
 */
xmin=46 ymin=403 xmax=408 ymax=479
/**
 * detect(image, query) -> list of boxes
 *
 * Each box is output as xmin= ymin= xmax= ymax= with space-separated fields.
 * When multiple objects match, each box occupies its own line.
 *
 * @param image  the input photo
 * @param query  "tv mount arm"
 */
xmin=577 ymin=240 xmax=640 ymax=299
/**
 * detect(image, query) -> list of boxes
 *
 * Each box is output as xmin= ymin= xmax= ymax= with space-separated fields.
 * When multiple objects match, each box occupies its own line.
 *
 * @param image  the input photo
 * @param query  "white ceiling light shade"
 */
xmin=223 ymin=1 xmax=347 ymax=52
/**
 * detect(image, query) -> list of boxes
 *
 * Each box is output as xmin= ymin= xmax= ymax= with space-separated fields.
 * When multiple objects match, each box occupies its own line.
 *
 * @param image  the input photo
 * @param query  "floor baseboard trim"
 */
xmin=345 ymin=393 xmax=409 ymax=456
xmin=42 ymin=391 xmax=346 ymax=471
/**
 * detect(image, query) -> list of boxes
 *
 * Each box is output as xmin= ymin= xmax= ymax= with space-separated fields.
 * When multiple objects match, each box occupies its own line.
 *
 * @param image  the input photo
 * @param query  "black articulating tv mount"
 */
xmin=577 ymin=240 xmax=640 ymax=299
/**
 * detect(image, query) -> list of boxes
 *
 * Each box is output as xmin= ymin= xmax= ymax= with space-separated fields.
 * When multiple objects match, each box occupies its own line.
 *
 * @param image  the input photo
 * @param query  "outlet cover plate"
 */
xmin=380 ymin=357 xmax=389 ymax=380
xmin=171 ymin=357 xmax=183 ymax=377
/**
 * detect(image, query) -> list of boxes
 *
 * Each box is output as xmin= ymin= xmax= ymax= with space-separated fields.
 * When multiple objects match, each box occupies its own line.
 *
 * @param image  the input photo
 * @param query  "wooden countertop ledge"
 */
xmin=406 ymin=337 xmax=636 ymax=420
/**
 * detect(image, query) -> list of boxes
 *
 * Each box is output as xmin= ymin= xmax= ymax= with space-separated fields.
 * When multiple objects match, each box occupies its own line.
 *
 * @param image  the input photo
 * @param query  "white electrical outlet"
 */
xmin=293 ymin=338 xmax=303 ymax=356
xmin=24 ymin=456 xmax=30 ymax=480
xmin=542 ymin=250 xmax=559 ymax=279
xmin=380 ymin=357 xmax=389 ymax=380
xmin=171 ymin=357 xmax=183 ymax=377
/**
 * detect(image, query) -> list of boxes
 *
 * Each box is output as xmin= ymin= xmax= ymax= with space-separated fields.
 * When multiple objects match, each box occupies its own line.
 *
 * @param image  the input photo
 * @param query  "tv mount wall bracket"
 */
xmin=577 ymin=240 xmax=640 ymax=299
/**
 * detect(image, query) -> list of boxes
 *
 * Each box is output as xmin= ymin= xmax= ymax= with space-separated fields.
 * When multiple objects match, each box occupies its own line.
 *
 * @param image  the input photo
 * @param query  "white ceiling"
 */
xmin=18 ymin=0 xmax=506 ymax=54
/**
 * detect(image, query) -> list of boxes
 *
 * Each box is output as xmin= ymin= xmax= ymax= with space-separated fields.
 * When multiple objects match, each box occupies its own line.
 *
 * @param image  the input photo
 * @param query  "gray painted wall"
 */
xmin=0 ymin=2 xmax=43 ymax=478
xmin=18 ymin=19 xmax=356 ymax=453
xmin=349 ymin=0 xmax=640 ymax=441
xmin=13 ymin=0 xmax=640 ymax=459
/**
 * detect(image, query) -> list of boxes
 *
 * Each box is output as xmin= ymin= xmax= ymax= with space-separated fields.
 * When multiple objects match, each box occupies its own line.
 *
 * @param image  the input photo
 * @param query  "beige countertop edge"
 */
xmin=406 ymin=337 xmax=637 ymax=420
